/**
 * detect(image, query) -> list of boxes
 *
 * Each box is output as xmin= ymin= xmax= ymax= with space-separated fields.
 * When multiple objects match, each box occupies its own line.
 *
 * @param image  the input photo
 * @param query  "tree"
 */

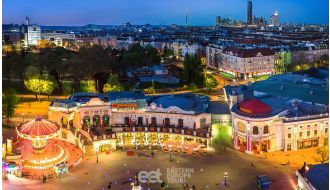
xmin=43 ymin=79 xmax=56 ymax=100
xmin=24 ymin=72 xmax=56 ymax=102
xmin=183 ymin=54 xmax=204 ymax=86
xmin=2 ymin=89 xmax=19 ymax=127
xmin=103 ymin=74 xmax=124 ymax=92
xmin=316 ymin=146 xmax=329 ymax=164
xmin=205 ymin=74 xmax=218 ymax=93
xmin=37 ymin=40 xmax=55 ymax=49
xmin=62 ymin=82 xmax=73 ymax=98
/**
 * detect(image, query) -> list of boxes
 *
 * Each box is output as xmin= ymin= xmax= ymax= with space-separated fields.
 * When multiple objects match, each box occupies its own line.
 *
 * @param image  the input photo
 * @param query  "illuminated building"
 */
xmin=42 ymin=32 xmax=75 ymax=46
xmin=270 ymin=11 xmax=280 ymax=27
xmin=220 ymin=46 xmax=275 ymax=79
xmin=49 ymin=92 xmax=213 ymax=153
xmin=225 ymin=73 xmax=329 ymax=154
xmin=24 ymin=25 xmax=41 ymax=46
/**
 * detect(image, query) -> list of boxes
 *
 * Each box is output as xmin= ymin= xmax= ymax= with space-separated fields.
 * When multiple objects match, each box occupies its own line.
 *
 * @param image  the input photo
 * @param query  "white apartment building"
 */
xmin=42 ymin=32 xmax=76 ymax=46
xmin=221 ymin=46 xmax=275 ymax=79
xmin=206 ymin=45 xmax=222 ymax=70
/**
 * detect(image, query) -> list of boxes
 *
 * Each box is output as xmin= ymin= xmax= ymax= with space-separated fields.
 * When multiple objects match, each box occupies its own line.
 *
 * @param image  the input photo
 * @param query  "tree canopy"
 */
xmin=4 ymin=44 xmax=161 ymax=95
xmin=103 ymin=74 xmax=124 ymax=92
xmin=183 ymin=53 xmax=204 ymax=86
xmin=2 ymin=89 xmax=19 ymax=126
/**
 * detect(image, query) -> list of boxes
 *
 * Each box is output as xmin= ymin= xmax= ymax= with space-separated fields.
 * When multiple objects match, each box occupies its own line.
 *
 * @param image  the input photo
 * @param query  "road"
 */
xmin=3 ymin=148 xmax=297 ymax=190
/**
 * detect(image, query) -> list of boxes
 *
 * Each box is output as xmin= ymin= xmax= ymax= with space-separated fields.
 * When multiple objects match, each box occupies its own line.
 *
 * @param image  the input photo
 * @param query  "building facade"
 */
xmin=206 ymin=45 xmax=222 ymax=70
xmin=25 ymin=25 xmax=41 ymax=46
xmin=225 ymin=73 xmax=329 ymax=154
xmin=220 ymin=46 xmax=275 ymax=79
xmin=48 ymin=92 xmax=213 ymax=152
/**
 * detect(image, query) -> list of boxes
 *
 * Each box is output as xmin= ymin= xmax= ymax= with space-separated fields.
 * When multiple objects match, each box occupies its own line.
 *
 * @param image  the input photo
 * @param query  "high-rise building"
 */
xmin=24 ymin=25 xmax=41 ymax=46
xmin=270 ymin=11 xmax=280 ymax=26
xmin=216 ymin=16 xmax=221 ymax=27
xmin=247 ymin=0 xmax=253 ymax=25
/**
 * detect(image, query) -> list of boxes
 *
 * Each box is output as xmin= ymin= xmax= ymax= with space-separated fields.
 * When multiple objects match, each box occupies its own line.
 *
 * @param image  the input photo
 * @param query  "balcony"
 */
xmin=88 ymin=124 xmax=211 ymax=141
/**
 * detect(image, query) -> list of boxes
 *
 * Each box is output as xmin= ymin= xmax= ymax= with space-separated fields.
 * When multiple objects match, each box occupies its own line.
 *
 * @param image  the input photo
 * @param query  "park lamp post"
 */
xmin=224 ymin=171 xmax=228 ymax=186
xmin=95 ymin=145 xmax=99 ymax=163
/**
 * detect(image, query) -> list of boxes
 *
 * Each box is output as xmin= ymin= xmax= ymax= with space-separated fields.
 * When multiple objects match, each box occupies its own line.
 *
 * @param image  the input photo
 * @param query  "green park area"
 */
xmin=220 ymin=72 xmax=234 ymax=79
xmin=212 ymin=124 xmax=233 ymax=148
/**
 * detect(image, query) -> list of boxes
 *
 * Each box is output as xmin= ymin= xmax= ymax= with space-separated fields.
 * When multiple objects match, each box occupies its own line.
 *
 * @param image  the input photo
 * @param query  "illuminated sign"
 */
xmin=239 ymin=107 xmax=253 ymax=114
xmin=112 ymin=103 xmax=137 ymax=108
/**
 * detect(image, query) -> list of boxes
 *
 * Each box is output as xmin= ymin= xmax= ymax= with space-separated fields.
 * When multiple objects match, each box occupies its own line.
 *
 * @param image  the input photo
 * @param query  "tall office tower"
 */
xmin=216 ymin=16 xmax=221 ymax=27
xmin=271 ymin=11 xmax=280 ymax=26
xmin=247 ymin=0 xmax=253 ymax=25
xmin=185 ymin=8 xmax=189 ymax=27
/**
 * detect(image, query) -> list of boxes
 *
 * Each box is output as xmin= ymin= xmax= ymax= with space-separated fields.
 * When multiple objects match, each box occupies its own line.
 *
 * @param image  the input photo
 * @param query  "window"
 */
xmin=325 ymin=128 xmax=328 ymax=133
xmin=178 ymin=119 xmax=183 ymax=128
xmin=200 ymin=118 xmax=206 ymax=128
xmin=307 ymin=131 xmax=310 ymax=136
xmin=287 ymin=143 xmax=291 ymax=151
xmin=253 ymin=126 xmax=259 ymax=135
xmin=263 ymin=126 xmax=269 ymax=134
xmin=288 ymin=133 xmax=291 ymax=138
xmin=238 ymin=122 xmax=245 ymax=133
xmin=299 ymin=132 xmax=302 ymax=137
xmin=314 ymin=130 xmax=317 ymax=135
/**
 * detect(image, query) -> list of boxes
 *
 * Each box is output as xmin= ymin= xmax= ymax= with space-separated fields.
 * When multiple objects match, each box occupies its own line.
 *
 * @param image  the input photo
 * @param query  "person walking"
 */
xmin=151 ymin=150 xmax=154 ymax=158
xmin=107 ymin=181 xmax=112 ymax=189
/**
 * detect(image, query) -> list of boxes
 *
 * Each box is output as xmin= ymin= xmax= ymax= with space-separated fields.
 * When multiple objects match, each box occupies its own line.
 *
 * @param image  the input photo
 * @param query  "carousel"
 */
xmin=15 ymin=116 xmax=82 ymax=178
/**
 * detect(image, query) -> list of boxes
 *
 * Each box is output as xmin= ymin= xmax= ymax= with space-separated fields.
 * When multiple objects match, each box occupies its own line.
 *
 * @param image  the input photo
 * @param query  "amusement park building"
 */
xmin=224 ymin=72 xmax=329 ymax=154
xmin=49 ymin=92 xmax=213 ymax=151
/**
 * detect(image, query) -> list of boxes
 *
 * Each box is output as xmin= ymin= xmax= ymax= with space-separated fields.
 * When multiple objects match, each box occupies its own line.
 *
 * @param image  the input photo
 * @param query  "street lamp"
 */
xmin=96 ymin=150 xmax=99 ymax=163
xmin=22 ymin=113 xmax=25 ymax=122
xmin=224 ymin=172 xmax=228 ymax=186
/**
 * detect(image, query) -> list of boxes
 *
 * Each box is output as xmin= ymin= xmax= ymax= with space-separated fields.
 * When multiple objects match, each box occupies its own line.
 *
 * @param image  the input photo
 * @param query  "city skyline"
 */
xmin=3 ymin=0 xmax=329 ymax=26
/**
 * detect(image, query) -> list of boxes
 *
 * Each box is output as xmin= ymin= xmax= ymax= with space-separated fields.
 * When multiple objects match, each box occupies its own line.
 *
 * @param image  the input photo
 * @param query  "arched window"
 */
xmin=238 ymin=122 xmax=245 ymax=133
xmin=263 ymin=126 xmax=269 ymax=134
xmin=253 ymin=126 xmax=259 ymax=135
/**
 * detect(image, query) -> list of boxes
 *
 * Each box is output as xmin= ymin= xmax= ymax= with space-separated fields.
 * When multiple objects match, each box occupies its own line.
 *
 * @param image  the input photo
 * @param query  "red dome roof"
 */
xmin=17 ymin=117 xmax=61 ymax=137
xmin=239 ymin=99 xmax=272 ymax=115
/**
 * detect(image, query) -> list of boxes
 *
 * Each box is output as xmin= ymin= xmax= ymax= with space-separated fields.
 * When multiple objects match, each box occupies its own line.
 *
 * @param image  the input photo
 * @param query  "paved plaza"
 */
xmin=3 ymin=147 xmax=297 ymax=190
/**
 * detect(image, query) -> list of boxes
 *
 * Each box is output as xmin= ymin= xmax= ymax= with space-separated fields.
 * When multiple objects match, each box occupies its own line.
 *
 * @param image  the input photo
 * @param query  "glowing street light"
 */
xmin=224 ymin=171 xmax=228 ymax=186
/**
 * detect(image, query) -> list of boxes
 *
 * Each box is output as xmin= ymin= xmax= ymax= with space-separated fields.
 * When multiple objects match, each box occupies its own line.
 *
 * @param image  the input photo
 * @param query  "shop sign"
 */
xmin=112 ymin=103 xmax=137 ymax=108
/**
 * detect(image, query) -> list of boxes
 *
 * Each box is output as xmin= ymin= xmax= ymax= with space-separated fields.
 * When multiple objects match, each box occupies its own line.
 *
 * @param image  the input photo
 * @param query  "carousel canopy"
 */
xmin=17 ymin=117 xmax=61 ymax=138
xmin=238 ymin=98 xmax=272 ymax=115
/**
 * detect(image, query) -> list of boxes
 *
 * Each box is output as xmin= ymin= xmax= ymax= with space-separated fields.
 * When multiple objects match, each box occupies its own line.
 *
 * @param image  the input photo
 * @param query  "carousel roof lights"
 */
xmin=16 ymin=117 xmax=61 ymax=140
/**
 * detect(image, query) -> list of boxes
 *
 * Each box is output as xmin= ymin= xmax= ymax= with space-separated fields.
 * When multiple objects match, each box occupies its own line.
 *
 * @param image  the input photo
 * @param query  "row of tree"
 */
xmin=3 ymin=44 xmax=161 ymax=98
xmin=279 ymin=54 xmax=329 ymax=73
